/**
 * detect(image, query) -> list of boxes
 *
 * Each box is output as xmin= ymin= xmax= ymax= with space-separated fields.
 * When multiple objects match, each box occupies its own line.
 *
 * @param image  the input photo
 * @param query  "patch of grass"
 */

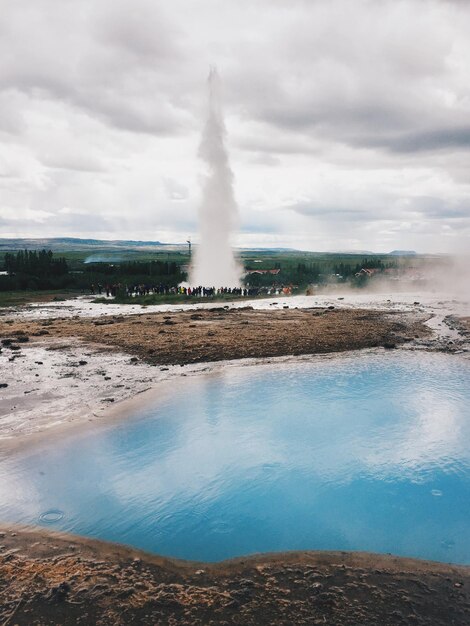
xmin=0 ymin=290 xmax=83 ymax=308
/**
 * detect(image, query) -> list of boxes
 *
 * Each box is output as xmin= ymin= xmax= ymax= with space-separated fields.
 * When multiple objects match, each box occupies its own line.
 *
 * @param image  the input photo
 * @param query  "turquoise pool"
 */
xmin=0 ymin=351 xmax=469 ymax=563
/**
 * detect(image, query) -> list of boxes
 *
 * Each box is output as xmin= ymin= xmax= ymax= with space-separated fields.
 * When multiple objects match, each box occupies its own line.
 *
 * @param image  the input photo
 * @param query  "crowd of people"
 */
xmin=90 ymin=283 xmax=293 ymax=298
xmin=90 ymin=283 xmax=120 ymax=297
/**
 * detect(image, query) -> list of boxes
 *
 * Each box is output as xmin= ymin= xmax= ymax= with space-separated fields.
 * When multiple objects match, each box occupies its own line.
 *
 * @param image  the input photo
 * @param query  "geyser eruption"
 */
xmin=190 ymin=68 xmax=241 ymax=287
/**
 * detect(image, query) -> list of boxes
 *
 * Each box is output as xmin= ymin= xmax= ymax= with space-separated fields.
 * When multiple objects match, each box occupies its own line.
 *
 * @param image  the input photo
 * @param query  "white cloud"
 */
xmin=0 ymin=0 xmax=469 ymax=251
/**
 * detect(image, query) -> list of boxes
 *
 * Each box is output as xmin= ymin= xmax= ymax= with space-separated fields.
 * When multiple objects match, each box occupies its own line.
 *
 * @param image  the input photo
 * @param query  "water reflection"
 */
xmin=0 ymin=352 xmax=469 ymax=563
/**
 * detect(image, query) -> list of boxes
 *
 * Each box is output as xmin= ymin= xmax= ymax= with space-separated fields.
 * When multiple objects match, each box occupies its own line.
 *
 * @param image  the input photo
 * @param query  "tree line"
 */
xmin=4 ymin=249 xmax=68 ymax=276
xmin=0 ymin=251 xmax=185 ymax=293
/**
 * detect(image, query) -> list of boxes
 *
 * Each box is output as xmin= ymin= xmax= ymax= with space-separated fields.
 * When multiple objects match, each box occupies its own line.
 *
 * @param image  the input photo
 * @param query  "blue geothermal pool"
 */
xmin=1 ymin=351 xmax=469 ymax=563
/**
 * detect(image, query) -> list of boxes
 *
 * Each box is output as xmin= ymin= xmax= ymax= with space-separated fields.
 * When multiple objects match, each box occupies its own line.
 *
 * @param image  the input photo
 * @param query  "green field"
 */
xmin=0 ymin=239 xmax=448 ymax=308
xmin=0 ymin=289 xmax=83 ymax=308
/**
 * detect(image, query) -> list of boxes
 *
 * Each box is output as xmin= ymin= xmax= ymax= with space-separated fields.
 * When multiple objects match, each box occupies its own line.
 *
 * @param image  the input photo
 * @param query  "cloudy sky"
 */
xmin=1 ymin=0 xmax=469 ymax=252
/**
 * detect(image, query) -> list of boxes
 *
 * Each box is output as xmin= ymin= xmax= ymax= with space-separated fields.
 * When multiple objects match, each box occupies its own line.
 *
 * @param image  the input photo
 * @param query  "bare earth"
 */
xmin=1 ymin=306 xmax=431 ymax=366
xmin=1 ymin=304 xmax=469 ymax=625
xmin=0 ymin=527 xmax=469 ymax=626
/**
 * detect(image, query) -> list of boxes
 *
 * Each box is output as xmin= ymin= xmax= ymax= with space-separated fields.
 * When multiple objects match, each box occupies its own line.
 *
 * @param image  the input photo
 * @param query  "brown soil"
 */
xmin=456 ymin=316 xmax=470 ymax=333
xmin=0 ymin=527 xmax=468 ymax=626
xmin=1 ymin=307 xmax=430 ymax=366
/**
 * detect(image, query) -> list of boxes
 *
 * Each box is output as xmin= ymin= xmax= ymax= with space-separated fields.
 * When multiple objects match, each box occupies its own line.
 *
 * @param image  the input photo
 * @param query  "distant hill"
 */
xmin=329 ymin=250 xmax=376 ymax=255
xmin=0 ymin=238 xmax=170 ymax=252
xmin=0 ymin=239 xmax=421 ymax=256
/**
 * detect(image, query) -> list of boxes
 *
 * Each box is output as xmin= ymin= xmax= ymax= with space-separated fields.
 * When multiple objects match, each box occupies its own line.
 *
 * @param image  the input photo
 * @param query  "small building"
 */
xmin=354 ymin=268 xmax=377 ymax=278
xmin=245 ymin=269 xmax=281 ymax=276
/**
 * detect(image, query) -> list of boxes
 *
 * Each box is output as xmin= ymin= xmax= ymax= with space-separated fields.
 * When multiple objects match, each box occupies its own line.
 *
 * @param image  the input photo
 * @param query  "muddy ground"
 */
xmin=1 ymin=306 xmax=431 ymax=366
xmin=0 ymin=527 xmax=469 ymax=626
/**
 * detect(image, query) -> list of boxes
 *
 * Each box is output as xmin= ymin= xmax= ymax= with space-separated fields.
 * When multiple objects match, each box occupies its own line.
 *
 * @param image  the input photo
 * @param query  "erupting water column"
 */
xmin=190 ymin=68 xmax=241 ymax=287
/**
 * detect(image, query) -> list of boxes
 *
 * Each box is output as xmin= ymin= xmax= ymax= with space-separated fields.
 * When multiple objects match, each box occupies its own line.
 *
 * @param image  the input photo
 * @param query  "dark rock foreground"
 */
xmin=0 ymin=527 xmax=469 ymax=625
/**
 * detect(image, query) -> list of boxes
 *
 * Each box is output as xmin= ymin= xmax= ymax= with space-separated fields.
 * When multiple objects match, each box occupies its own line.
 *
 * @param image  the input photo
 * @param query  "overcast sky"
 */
xmin=1 ymin=0 xmax=469 ymax=252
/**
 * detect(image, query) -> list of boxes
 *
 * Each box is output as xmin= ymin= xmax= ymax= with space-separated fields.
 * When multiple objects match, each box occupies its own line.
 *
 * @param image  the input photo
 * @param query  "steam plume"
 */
xmin=190 ymin=68 xmax=241 ymax=286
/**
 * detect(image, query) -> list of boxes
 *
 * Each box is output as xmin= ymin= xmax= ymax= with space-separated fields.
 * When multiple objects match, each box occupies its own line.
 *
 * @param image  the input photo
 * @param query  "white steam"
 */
xmin=190 ymin=68 xmax=241 ymax=287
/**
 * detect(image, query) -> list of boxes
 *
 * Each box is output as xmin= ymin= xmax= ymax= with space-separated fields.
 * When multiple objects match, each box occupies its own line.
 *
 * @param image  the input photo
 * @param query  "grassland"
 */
xmin=0 ymin=289 xmax=83 ymax=308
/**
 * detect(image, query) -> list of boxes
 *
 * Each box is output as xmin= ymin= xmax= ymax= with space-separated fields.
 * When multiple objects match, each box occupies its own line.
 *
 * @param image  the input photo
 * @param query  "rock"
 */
xmin=383 ymin=342 xmax=397 ymax=349
xmin=0 ymin=383 xmax=8 ymax=389
xmin=130 ymin=357 xmax=139 ymax=362
xmin=316 ymin=592 xmax=335 ymax=606
xmin=1 ymin=339 xmax=13 ymax=346
xmin=231 ymin=588 xmax=254 ymax=601
xmin=78 ymin=360 xmax=88 ymax=366
xmin=48 ymin=581 xmax=71 ymax=603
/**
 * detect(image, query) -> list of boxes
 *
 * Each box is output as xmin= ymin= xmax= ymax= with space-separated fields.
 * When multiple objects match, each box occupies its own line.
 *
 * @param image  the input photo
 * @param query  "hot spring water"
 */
xmin=0 ymin=351 xmax=469 ymax=563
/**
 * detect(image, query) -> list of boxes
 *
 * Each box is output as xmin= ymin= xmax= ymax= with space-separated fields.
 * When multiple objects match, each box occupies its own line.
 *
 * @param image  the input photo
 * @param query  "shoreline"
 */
xmin=1 ymin=299 xmax=468 ymax=448
xmin=0 ymin=525 xmax=468 ymax=625
xmin=2 ymin=346 xmax=469 ymax=460
xmin=0 ymin=305 xmax=436 ymax=446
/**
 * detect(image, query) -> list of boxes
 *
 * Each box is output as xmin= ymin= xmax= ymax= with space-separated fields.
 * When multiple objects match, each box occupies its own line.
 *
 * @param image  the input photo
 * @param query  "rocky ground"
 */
xmin=446 ymin=315 xmax=470 ymax=337
xmin=0 ymin=527 xmax=469 ymax=626
xmin=1 ymin=306 xmax=431 ymax=367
